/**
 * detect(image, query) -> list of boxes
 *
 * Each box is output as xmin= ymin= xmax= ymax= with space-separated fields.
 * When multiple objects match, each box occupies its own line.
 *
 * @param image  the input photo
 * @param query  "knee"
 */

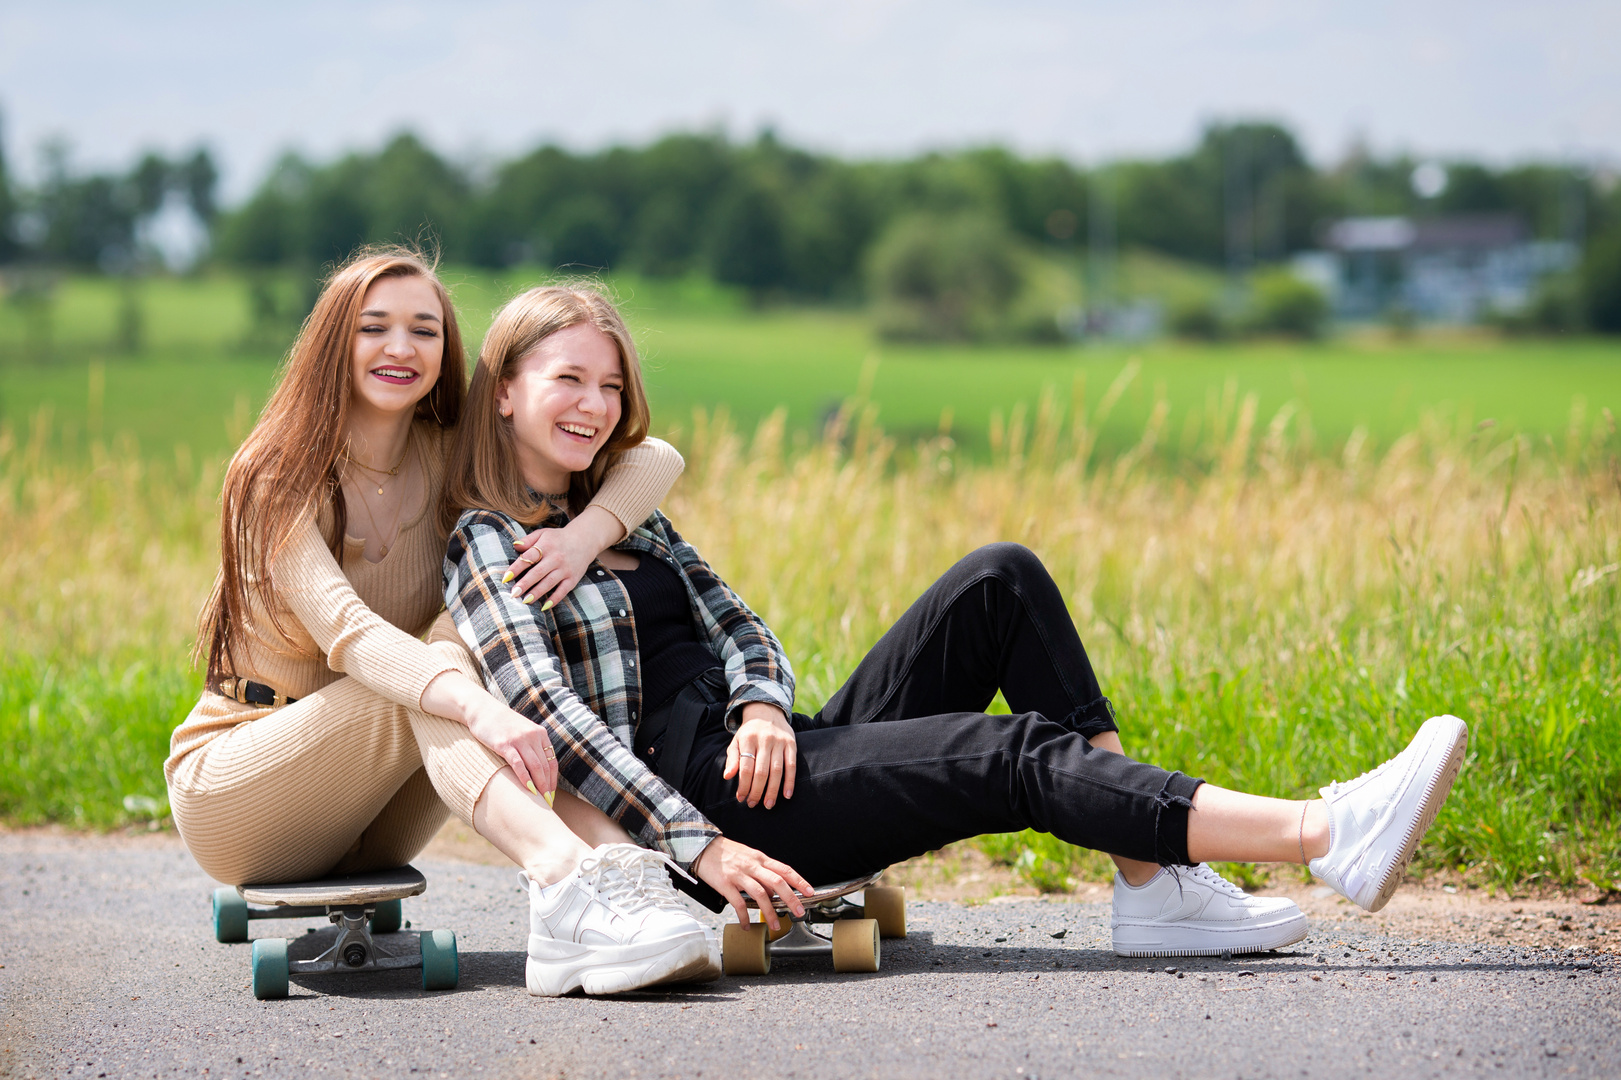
xmin=960 ymin=542 xmax=1046 ymax=587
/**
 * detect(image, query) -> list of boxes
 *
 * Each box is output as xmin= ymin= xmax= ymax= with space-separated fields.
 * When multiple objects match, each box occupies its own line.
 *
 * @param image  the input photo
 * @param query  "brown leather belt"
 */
xmin=216 ymin=677 xmax=298 ymax=708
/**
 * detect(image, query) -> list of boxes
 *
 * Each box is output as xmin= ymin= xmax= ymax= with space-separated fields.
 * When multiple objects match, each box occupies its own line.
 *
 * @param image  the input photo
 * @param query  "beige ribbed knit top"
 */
xmin=170 ymin=423 xmax=683 ymax=757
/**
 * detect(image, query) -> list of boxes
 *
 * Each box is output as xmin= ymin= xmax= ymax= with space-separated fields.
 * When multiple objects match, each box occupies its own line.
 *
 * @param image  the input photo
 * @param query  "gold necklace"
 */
xmin=348 ymin=480 xmax=405 ymax=559
xmin=343 ymin=440 xmax=411 ymax=496
xmin=345 ymin=441 xmax=413 ymax=558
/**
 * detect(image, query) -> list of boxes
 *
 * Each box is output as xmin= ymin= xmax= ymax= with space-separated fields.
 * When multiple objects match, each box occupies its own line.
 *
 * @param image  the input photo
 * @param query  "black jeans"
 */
xmin=672 ymin=543 xmax=1203 ymax=889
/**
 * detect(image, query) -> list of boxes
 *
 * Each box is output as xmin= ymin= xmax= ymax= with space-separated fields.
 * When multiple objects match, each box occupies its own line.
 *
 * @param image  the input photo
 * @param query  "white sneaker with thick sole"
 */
xmin=522 ymin=843 xmax=709 ymax=996
xmin=1310 ymin=714 xmax=1469 ymax=913
xmin=614 ymin=848 xmax=722 ymax=987
xmin=1112 ymin=863 xmax=1309 ymax=957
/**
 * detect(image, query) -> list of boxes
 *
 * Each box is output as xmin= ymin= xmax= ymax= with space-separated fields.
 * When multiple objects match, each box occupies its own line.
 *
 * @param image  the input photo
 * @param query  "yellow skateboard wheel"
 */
xmin=722 ymin=922 xmax=771 ymax=976
xmin=862 ymin=886 xmax=906 ymax=938
xmin=831 ymin=918 xmax=880 ymax=973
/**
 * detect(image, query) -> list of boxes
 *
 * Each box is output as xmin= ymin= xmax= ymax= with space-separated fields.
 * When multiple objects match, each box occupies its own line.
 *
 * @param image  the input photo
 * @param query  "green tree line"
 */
xmin=2 ymin=114 xmax=1620 ymax=331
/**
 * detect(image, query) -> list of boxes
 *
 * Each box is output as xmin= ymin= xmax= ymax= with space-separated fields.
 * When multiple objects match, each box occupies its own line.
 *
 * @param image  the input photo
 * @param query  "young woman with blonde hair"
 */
xmin=167 ymin=250 xmax=717 ymax=997
xmin=443 ymin=284 xmax=1470 ymax=959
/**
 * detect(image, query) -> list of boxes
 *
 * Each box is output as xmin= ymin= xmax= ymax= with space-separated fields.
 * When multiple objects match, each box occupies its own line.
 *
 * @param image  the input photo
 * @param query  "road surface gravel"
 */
xmin=2 ymin=832 xmax=1617 ymax=1080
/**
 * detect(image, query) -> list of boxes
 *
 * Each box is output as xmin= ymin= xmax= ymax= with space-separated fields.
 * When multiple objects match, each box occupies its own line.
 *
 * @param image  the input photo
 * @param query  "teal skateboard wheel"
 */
xmin=370 ymin=898 xmax=403 ymax=934
xmin=213 ymin=887 xmax=249 ymax=943
xmin=251 ymin=938 xmax=290 ymax=1000
xmin=420 ymin=929 xmax=458 ymax=991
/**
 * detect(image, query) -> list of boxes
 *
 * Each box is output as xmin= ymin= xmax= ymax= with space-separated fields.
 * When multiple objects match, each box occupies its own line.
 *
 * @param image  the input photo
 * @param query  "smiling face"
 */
xmin=495 ymin=322 xmax=625 ymax=495
xmin=348 ymin=274 xmax=445 ymax=421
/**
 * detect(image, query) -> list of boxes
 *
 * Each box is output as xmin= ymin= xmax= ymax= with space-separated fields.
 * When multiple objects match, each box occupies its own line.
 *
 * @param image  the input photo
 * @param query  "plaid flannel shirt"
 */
xmin=443 ymin=506 xmax=795 ymax=869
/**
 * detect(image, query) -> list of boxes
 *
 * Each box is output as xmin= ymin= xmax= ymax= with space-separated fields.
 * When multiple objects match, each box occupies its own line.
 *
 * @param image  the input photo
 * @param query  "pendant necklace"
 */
xmin=344 ymin=441 xmax=411 ymax=496
xmin=344 ymin=440 xmax=413 ymax=558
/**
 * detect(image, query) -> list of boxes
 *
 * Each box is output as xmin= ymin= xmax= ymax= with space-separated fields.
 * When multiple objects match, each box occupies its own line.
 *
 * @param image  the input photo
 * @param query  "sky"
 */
xmin=1 ymin=0 xmax=1617 ymax=201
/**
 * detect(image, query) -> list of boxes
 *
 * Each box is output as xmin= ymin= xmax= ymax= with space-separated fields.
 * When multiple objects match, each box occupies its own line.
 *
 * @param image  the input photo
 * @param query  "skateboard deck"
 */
xmin=240 ymin=866 xmax=427 ymax=907
xmin=745 ymin=871 xmax=883 ymax=919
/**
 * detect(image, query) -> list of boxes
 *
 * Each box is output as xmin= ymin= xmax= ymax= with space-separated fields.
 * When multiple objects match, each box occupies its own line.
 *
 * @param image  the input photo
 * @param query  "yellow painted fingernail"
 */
xmin=501 ymin=571 xmax=515 ymax=583
xmin=523 ymin=595 xmax=535 ymax=605
xmin=543 ymin=790 xmax=555 ymax=807
xmin=540 ymin=599 xmax=554 ymax=612
xmin=526 ymin=780 xmax=538 ymax=795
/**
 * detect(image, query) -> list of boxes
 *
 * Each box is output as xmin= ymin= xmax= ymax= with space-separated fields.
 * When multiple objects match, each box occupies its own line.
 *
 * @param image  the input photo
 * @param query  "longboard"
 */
xmin=724 ymin=871 xmax=907 ymax=976
xmin=210 ymin=864 xmax=456 ymax=999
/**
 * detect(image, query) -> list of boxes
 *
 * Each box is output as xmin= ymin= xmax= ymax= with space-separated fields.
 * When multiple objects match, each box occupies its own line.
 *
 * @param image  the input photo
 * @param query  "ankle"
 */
xmin=525 ymin=854 xmax=582 ymax=888
xmin=1117 ymin=865 xmax=1162 ymax=888
xmin=1301 ymin=800 xmax=1330 ymax=861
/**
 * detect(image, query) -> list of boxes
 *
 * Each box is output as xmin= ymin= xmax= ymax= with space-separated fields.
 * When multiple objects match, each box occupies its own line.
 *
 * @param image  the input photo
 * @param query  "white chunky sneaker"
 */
xmin=522 ymin=843 xmax=709 ymax=996
xmin=616 ymin=849 xmax=722 ymax=987
xmin=1112 ymin=864 xmax=1309 ymax=957
xmin=1310 ymin=714 xmax=1469 ymax=913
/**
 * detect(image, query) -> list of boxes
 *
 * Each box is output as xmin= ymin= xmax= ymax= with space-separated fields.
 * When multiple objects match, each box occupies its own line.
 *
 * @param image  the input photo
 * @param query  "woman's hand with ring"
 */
xmin=723 ymin=703 xmax=796 ymax=809
xmin=508 ymin=505 xmax=632 ymax=610
xmin=463 ymin=698 xmax=558 ymax=804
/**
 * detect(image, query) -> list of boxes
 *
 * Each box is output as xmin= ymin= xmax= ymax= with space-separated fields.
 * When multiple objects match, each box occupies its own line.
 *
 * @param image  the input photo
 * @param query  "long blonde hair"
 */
xmin=443 ymin=285 xmax=649 ymax=532
xmin=198 ymin=248 xmax=466 ymax=683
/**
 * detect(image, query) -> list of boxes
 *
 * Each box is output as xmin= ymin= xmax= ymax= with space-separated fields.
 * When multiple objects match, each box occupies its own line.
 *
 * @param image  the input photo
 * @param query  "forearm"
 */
xmin=568 ymin=504 xmax=625 ymax=548
xmin=589 ymin=438 xmax=683 ymax=534
xmin=419 ymin=668 xmax=504 ymax=728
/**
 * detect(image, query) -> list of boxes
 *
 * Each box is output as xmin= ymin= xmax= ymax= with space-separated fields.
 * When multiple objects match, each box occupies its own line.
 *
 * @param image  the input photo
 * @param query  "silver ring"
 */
xmin=738 ymin=752 xmax=756 ymax=760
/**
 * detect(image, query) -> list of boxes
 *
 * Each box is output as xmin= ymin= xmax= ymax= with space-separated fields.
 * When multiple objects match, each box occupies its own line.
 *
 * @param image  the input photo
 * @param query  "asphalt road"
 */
xmin=2 ymin=833 xmax=1617 ymax=1080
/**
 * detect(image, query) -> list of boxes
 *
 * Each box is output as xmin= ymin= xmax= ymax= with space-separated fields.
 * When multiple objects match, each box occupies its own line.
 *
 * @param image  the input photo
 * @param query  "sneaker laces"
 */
xmin=579 ymin=843 xmax=695 ymax=915
xmin=1178 ymin=863 xmax=1250 ymax=899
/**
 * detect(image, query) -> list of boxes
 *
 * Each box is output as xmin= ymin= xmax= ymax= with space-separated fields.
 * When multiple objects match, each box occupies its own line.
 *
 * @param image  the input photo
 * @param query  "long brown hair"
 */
xmin=442 ymin=285 xmax=649 ymax=532
xmin=197 ymin=248 xmax=466 ymax=684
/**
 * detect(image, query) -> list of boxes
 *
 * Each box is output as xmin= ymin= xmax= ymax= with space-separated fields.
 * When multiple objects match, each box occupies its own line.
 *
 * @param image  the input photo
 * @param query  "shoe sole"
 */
xmin=526 ymin=931 xmax=709 ymax=996
xmin=641 ymin=937 xmax=722 ymax=987
xmin=1363 ymin=715 xmax=1468 ymax=913
xmin=1112 ymin=911 xmax=1310 ymax=958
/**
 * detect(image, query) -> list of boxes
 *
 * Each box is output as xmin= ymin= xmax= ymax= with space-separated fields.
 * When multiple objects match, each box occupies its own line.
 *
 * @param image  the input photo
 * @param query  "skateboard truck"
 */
xmin=209 ymin=865 xmax=458 ymax=999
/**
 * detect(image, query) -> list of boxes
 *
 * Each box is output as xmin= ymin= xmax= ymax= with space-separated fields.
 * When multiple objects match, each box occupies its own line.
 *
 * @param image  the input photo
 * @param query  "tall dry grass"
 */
xmin=2 ymin=384 xmax=1618 ymax=893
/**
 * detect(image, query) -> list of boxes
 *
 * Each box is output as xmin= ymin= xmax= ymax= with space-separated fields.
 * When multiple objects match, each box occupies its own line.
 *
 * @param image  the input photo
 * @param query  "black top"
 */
xmin=616 ymin=553 xmax=722 ymax=713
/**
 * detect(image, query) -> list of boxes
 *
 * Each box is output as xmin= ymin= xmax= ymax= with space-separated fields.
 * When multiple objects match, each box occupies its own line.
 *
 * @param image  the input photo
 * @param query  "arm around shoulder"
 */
xmin=591 ymin=437 xmax=683 ymax=536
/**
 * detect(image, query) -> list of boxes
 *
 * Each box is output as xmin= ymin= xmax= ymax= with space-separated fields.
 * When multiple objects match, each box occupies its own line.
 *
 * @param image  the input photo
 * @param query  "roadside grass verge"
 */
xmin=1 ymin=390 xmax=1617 ymax=896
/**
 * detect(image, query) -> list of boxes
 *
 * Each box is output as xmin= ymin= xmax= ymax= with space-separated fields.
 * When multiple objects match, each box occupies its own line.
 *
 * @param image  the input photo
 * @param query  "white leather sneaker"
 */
xmin=613 ymin=847 xmax=722 ymax=987
xmin=1310 ymin=714 xmax=1469 ymax=913
xmin=522 ymin=843 xmax=709 ymax=996
xmin=1112 ymin=864 xmax=1309 ymax=957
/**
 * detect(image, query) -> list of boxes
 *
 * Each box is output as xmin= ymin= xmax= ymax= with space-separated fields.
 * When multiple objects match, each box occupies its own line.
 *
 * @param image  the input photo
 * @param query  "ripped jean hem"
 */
xmin=1064 ymin=695 xmax=1118 ymax=739
xmin=1151 ymin=769 xmax=1205 ymax=866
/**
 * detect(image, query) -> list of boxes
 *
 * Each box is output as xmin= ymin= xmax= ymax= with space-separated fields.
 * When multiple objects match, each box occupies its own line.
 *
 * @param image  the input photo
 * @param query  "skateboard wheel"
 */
xmin=831 ymin=919 xmax=880 ymax=973
xmin=251 ymin=938 xmax=290 ymax=1000
xmin=862 ymin=886 xmax=906 ymax=938
xmin=420 ymin=929 xmax=459 ymax=991
xmin=213 ymin=887 xmax=249 ymax=943
xmin=722 ymin=923 xmax=771 ymax=976
xmin=370 ymin=899 xmax=403 ymax=934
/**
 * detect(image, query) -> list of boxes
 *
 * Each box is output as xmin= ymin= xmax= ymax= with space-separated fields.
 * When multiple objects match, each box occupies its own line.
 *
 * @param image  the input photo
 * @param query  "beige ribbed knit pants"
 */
xmin=167 ymin=639 xmax=506 ymax=887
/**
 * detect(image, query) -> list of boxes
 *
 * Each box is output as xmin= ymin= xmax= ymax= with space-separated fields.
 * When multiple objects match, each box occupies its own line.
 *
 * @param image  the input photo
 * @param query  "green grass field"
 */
xmin=4 ymin=269 xmax=1620 ymax=464
xmin=2 ymin=269 xmax=1618 ymax=899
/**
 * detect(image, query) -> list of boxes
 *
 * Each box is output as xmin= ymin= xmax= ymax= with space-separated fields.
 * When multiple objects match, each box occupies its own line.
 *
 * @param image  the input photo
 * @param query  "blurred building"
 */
xmin=1292 ymin=214 xmax=1578 ymax=323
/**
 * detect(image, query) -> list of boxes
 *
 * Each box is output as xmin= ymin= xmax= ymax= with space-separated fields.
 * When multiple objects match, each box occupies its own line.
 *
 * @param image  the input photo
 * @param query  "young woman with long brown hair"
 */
xmin=442 ymin=284 xmax=1469 ymax=961
xmin=167 ymin=250 xmax=720 ymax=997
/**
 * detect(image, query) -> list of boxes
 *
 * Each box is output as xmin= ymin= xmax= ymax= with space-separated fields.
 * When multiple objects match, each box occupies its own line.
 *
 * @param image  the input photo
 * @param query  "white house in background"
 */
xmin=1292 ymin=214 xmax=1578 ymax=324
